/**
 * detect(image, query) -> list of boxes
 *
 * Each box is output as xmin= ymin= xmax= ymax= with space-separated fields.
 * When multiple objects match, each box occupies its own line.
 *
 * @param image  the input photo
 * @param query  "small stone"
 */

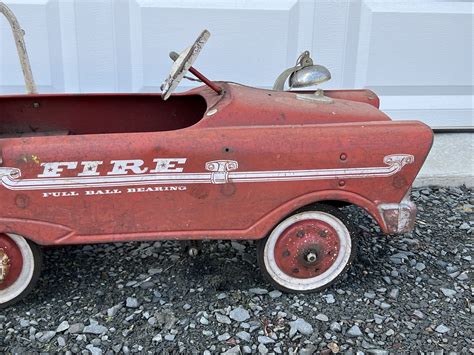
xmin=347 ymin=325 xmax=363 ymax=337
xmin=223 ymin=345 xmax=241 ymax=354
xmin=380 ymin=302 xmax=391 ymax=310
xmin=385 ymin=329 xmax=395 ymax=336
xmin=440 ymin=288 xmax=456 ymax=297
xmin=183 ymin=303 xmax=192 ymax=311
xmin=68 ymin=323 xmax=84 ymax=334
xmin=289 ymin=318 xmax=313 ymax=337
xmin=229 ymin=307 xmax=250 ymax=322
xmin=374 ymin=314 xmax=385 ymax=325
xmin=446 ymin=265 xmax=459 ymax=273
xmin=107 ymin=304 xmax=122 ymax=317
xmin=457 ymin=272 xmax=469 ymax=281
xmin=242 ymin=346 xmax=252 ymax=354
xmin=216 ymin=313 xmax=232 ymax=324
xmin=152 ymin=334 xmax=162 ymax=343
xmin=200 ymin=317 xmax=209 ymax=325
xmin=202 ymin=330 xmax=213 ymax=337
xmin=435 ymin=324 xmax=450 ymax=334
xmin=19 ymin=319 xmax=29 ymax=328
xmin=85 ymin=344 xmax=102 ymax=355
xmin=448 ymin=271 xmax=460 ymax=278
xmin=389 ymin=288 xmax=399 ymax=299
xmin=249 ymin=288 xmax=268 ymax=295
xmin=126 ymin=297 xmax=139 ymax=308
xmin=56 ymin=321 xmax=69 ymax=333
xmin=367 ymin=350 xmax=389 ymax=355
xmin=218 ymin=333 xmax=231 ymax=341
xmin=139 ymin=281 xmax=155 ymax=289
xmin=38 ymin=331 xmax=56 ymax=343
xmin=258 ymin=336 xmax=274 ymax=344
xmin=83 ymin=324 xmax=108 ymax=335
xmin=323 ymin=294 xmax=335 ymax=304
xmin=164 ymin=334 xmax=175 ymax=341
xmin=415 ymin=263 xmax=426 ymax=271
xmin=316 ymin=313 xmax=329 ymax=322
xmin=269 ymin=290 xmax=282 ymax=299
xmin=364 ymin=291 xmax=376 ymax=299
xmin=459 ymin=222 xmax=470 ymax=230
xmin=148 ymin=268 xmax=162 ymax=275
xmin=231 ymin=241 xmax=246 ymax=252
xmin=258 ymin=344 xmax=268 ymax=354
xmin=330 ymin=321 xmax=341 ymax=332
xmin=57 ymin=336 xmax=66 ymax=347
xmin=413 ymin=310 xmax=424 ymax=319
xmin=327 ymin=342 xmax=340 ymax=353
xmin=236 ymin=331 xmax=251 ymax=342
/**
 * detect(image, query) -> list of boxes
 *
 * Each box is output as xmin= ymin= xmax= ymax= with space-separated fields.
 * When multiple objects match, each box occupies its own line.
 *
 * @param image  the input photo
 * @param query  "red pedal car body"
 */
xmin=0 ymin=12 xmax=432 ymax=307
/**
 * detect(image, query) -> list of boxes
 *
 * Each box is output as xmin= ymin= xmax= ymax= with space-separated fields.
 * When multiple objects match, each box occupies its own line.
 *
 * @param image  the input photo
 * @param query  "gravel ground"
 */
xmin=1 ymin=186 xmax=472 ymax=354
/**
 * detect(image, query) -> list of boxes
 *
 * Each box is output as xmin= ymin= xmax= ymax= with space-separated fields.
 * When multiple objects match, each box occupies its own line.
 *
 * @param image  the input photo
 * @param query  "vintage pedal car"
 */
xmin=0 ymin=6 xmax=433 ymax=307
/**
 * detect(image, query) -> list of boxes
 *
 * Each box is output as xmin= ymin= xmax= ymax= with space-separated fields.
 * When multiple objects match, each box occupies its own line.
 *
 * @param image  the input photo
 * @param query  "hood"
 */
xmin=198 ymin=83 xmax=391 ymax=128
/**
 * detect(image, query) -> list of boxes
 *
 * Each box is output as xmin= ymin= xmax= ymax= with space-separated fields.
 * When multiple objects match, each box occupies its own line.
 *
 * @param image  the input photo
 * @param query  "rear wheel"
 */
xmin=257 ymin=204 xmax=356 ymax=293
xmin=0 ymin=233 xmax=42 ymax=308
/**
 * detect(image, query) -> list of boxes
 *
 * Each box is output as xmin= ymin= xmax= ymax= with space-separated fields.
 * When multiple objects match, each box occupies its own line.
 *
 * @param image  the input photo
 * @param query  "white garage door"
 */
xmin=0 ymin=0 xmax=472 ymax=128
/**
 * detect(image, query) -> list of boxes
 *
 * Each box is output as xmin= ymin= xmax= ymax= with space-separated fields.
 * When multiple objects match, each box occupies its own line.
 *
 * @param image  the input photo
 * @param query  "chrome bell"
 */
xmin=273 ymin=51 xmax=331 ymax=91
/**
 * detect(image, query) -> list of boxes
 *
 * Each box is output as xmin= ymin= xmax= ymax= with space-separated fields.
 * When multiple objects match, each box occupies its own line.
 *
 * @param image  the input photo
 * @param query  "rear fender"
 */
xmin=255 ymin=190 xmax=388 ymax=237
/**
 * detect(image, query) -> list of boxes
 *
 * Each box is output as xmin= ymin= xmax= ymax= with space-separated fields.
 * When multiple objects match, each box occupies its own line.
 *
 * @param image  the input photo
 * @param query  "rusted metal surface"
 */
xmin=0 ymin=82 xmax=433 ymax=246
xmin=0 ymin=2 xmax=37 ymax=94
xmin=0 ymin=234 xmax=22 ymax=288
xmin=0 ymin=248 xmax=10 ymax=284
xmin=273 ymin=219 xmax=340 ymax=279
xmin=161 ymin=30 xmax=211 ymax=100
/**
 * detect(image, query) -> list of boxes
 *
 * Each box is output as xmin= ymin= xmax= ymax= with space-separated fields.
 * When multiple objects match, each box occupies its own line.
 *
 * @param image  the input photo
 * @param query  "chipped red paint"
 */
xmin=274 ymin=220 xmax=340 ymax=279
xmin=0 ymin=234 xmax=23 ymax=289
xmin=0 ymin=83 xmax=433 ymax=246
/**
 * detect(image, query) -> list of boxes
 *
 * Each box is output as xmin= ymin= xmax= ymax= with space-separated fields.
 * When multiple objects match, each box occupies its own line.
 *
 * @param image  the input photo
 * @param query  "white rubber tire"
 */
xmin=0 ymin=234 xmax=42 ymax=308
xmin=257 ymin=205 xmax=356 ymax=293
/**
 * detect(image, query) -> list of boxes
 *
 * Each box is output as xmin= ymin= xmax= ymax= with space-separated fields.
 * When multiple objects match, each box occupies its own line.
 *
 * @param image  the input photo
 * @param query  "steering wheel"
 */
xmin=161 ymin=30 xmax=210 ymax=100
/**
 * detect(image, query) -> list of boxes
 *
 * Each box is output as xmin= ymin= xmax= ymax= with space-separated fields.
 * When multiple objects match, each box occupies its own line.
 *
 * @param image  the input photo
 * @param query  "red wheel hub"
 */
xmin=274 ymin=219 xmax=340 ymax=279
xmin=0 ymin=234 xmax=23 ymax=290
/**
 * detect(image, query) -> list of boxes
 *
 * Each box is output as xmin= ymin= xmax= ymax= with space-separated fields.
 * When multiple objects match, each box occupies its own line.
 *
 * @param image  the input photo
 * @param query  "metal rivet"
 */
xmin=33 ymin=102 xmax=40 ymax=108
xmin=296 ymin=230 xmax=305 ymax=238
xmin=340 ymin=153 xmax=347 ymax=161
xmin=292 ymin=268 xmax=299 ymax=274
xmin=282 ymin=250 xmax=290 ymax=257
xmin=339 ymin=180 xmax=345 ymax=187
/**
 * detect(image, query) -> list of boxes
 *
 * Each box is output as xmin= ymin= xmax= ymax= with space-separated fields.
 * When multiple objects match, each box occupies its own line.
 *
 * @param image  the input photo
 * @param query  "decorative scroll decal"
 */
xmin=0 ymin=154 xmax=414 ymax=191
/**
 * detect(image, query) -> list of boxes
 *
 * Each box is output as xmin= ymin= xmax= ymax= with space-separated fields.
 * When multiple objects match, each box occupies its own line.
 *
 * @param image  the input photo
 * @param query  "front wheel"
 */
xmin=257 ymin=205 xmax=356 ymax=293
xmin=0 ymin=233 xmax=42 ymax=308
